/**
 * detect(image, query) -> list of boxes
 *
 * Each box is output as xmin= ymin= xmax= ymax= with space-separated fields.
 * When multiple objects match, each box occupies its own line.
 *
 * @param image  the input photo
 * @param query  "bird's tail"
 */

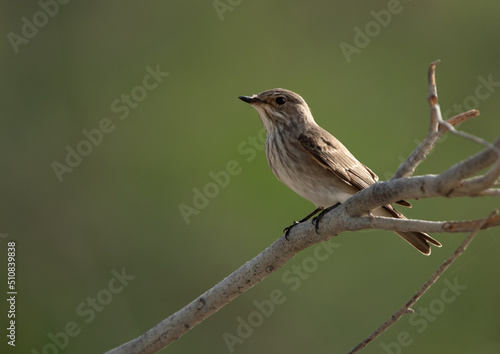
xmin=375 ymin=205 xmax=442 ymax=255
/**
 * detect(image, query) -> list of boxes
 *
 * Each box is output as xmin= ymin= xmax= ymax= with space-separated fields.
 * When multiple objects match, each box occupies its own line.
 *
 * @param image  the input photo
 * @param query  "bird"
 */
xmin=238 ymin=88 xmax=441 ymax=255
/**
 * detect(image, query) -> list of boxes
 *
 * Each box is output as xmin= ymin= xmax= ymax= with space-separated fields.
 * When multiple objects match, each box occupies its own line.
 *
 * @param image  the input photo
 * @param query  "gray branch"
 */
xmin=105 ymin=61 xmax=500 ymax=354
xmin=348 ymin=210 xmax=496 ymax=354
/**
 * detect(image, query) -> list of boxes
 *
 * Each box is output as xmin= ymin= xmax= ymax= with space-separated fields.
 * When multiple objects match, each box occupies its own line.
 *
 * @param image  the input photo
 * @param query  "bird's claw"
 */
xmin=311 ymin=203 xmax=341 ymax=234
xmin=284 ymin=221 xmax=299 ymax=240
xmin=311 ymin=214 xmax=323 ymax=234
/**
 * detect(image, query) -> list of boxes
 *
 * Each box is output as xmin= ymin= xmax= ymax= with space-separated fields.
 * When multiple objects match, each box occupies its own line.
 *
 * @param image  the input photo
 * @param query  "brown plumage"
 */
xmin=239 ymin=88 xmax=441 ymax=255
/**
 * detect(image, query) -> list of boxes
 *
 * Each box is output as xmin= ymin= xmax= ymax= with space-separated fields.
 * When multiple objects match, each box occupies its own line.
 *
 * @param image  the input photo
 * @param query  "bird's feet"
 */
xmin=312 ymin=203 xmax=341 ymax=234
xmin=284 ymin=221 xmax=299 ymax=240
xmin=283 ymin=207 xmax=326 ymax=240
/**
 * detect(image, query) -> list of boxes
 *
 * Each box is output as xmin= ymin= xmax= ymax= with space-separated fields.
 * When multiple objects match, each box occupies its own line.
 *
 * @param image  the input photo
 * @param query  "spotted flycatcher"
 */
xmin=239 ymin=88 xmax=441 ymax=255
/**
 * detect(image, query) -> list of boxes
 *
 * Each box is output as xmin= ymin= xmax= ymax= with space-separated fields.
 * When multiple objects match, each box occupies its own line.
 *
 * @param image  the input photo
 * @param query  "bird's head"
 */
xmin=239 ymin=88 xmax=315 ymax=133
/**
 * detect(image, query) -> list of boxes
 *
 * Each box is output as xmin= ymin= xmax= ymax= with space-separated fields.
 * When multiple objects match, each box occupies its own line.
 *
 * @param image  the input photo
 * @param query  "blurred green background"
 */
xmin=1 ymin=1 xmax=499 ymax=353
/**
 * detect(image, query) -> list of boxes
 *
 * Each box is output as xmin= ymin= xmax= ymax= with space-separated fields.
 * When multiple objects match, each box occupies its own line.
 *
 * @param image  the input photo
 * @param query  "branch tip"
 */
xmin=430 ymin=59 xmax=442 ymax=66
xmin=440 ymin=110 xmax=480 ymax=133
xmin=427 ymin=61 xmax=439 ymax=105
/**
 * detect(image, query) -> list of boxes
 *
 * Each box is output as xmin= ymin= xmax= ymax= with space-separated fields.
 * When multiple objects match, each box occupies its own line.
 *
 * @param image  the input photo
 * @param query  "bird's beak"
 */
xmin=238 ymin=95 xmax=261 ymax=104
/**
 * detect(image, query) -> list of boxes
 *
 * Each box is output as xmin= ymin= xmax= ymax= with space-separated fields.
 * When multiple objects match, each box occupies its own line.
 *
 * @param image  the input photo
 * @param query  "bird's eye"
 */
xmin=275 ymin=96 xmax=286 ymax=105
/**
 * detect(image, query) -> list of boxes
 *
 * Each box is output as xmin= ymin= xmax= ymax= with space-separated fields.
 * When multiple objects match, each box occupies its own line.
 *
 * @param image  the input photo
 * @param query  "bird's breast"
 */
xmin=265 ymin=134 xmax=354 ymax=208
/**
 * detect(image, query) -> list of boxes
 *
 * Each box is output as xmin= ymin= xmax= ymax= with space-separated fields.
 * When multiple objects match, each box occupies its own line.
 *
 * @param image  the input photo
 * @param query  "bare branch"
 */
xmin=105 ymin=61 xmax=500 ymax=354
xmin=105 ymin=225 xmax=321 ymax=354
xmin=106 ymin=134 xmax=500 ymax=354
xmin=439 ymin=119 xmax=499 ymax=154
xmin=436 ymin=137 xmax=500 ymax=197
xmin=438 ymin=110 xmax=479 ymax=134
xmin=347 ymin=210 xmax=497 ymax=354
xmin=392 ymin=61 xmax=480 ymax=180
xmin=427 ymin=59 xmax=441 ymax=107
xmin=351 ymin=213 xmax=500 ymax=234
xmin=345 ymin=153 xmax=500 ymax=218
xmin=472 ymin=188 xmax=500 ymax=197
xmin=399 ymin=61 xmax=500 ymax=197
xmin=392 ymin=61 xmax=442 ymax=179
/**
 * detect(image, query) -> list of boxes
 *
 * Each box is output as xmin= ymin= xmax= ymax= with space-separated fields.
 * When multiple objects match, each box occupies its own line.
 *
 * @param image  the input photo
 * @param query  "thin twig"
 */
xmin=427 ymin=59 xmax=441 ymax=107
xmin=392 ymin=62 xmax=480 ymax=180
xmin=347 ymin=210 xmax=497 ymax=354
xmin=474 ymin=188 xmax=500 ymax=197
xmin=437 ymin=114 xmax=500 ymax=196
xmin=438 ymin=110 xmax=479 ymax=134
xmin=439 ymin=120 xmax=500 ymax=156
xmin=392 ymin=60 xmax=441 ymax=179
xmin=350 ymin=213 xmax=500 ymax=234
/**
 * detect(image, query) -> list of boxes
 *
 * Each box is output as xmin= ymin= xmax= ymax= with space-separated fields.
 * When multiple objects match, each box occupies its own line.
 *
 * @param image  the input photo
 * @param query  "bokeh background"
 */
xmin=1 ymin=1 xmax=499 ymax=353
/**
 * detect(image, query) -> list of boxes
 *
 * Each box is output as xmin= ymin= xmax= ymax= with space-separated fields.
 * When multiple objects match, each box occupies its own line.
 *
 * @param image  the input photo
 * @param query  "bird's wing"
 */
xmin=299 ymin=129 xmax=412 ymax=207
xmin=298 ymin=129 xmax=378 ymax=191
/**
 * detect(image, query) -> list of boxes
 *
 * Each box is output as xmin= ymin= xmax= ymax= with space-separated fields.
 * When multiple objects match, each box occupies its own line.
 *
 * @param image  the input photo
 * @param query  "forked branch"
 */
xmin=347 ymin=210 xmax=497 ymax=354
xmin=105 ymin=61 xmax=499 ymax=354
xmin=347 ymin=60 xmax=500 ymax=352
